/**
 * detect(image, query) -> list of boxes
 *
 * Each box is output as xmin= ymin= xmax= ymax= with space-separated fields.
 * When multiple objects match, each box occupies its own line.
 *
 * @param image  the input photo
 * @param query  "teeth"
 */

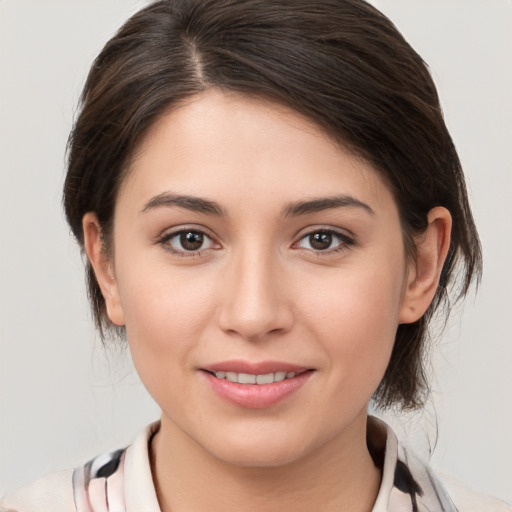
xmin=214 ymin=371 xmax=298 ymax=385
xmin=238 ymin=373 xmax=257 ymax=384
xmin=274 ymin=371 xmax=287 ymax=382
xmin=226 ymin=372 xmax=238 ymax=383
xmin=256 ymin=373 xmax=274 ymax=384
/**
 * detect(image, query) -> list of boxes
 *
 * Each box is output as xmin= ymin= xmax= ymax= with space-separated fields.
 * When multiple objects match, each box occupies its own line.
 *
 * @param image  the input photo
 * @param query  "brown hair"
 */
xmin=63 ymin=0 xmax=482 ymax=410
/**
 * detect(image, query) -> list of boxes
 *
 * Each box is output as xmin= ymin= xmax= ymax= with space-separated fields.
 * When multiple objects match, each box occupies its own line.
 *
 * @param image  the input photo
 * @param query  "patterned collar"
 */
xmin=73 ymin=417 xmax=458 ymax=512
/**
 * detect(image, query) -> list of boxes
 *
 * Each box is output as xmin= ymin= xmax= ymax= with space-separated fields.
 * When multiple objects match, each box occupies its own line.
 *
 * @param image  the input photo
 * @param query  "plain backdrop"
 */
xmin=1 ymin=0 xmax=511 ymax=504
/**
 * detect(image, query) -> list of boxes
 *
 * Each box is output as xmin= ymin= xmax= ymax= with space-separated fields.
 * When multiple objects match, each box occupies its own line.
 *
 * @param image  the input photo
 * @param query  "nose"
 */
xmin=218 ymin=248 xmax=294 ymax=341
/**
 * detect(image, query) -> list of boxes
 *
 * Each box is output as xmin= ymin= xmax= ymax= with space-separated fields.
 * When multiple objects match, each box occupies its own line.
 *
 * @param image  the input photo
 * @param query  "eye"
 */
xmin=160 ymin=229 xmax=218 ymax=255
xmin=295 ymin=229 xmax=353 ymax=253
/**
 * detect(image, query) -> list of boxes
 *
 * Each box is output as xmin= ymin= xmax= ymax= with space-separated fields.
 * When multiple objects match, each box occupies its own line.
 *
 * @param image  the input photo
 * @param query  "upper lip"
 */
xmin=201 ymin=360 xmax=311 ymax=375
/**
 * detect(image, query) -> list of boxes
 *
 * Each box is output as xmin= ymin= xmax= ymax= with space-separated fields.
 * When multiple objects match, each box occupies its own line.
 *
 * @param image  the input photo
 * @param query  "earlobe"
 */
xmin=399 ymin=207 xmax=452 ymax=324
xmin=82 ymin=213 xmax=125 ymax=326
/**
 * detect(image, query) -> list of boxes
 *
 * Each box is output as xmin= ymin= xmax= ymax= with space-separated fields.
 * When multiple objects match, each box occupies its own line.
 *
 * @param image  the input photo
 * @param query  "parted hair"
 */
xmin=63 ymin=0 xmax=482 ymax=410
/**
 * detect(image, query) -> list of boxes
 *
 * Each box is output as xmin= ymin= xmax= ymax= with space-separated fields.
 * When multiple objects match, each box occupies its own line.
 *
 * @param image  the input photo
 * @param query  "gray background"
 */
xmin=1 ymin=0 xmax=511 ymax=503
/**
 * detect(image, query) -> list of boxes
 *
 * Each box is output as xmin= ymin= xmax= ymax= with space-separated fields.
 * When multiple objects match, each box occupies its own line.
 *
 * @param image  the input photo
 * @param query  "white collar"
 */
xmin=74 ymin=417 xmax=457 ymax=512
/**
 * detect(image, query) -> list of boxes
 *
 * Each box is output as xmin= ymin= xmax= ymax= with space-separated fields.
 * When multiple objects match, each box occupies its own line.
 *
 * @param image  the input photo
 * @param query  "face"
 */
xmin=93 ymin=91 xmax=416 ymax=467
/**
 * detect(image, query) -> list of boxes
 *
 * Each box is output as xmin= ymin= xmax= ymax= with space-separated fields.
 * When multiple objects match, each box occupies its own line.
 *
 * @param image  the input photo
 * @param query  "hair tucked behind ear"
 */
xmin=63 ymin=0 xmax=482 ymax=410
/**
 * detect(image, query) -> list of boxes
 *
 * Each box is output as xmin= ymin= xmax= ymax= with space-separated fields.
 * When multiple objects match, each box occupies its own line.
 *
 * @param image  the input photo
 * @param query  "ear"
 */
xmin=399 ymin=207 xmax=452 ymax=324
xmin=82 ymin=212 xmax=125 ymax=326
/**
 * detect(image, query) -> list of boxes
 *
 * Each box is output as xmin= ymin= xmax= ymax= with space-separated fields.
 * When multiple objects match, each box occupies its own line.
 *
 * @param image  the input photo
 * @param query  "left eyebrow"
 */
xmin=282 ymin=195 xmax=375 ymax=217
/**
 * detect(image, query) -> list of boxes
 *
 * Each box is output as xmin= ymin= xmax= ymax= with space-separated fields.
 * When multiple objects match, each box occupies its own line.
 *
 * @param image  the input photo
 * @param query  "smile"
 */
xmin=202 ymin=364 xmax=314 ymax=408
xmin=212 ymin=371 xmax=299 ymax=385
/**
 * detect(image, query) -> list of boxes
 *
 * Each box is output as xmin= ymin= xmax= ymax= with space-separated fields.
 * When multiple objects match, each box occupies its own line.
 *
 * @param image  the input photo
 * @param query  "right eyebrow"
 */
xmin=141 ymin=192 xmax=227 ymax=216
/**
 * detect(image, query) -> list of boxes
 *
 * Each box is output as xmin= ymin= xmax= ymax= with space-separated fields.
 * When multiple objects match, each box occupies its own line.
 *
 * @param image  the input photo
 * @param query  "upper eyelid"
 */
xmin=156 ymin=225 xmax=355 ymax=249
xmin=157 ymin=225 xmax=217 ymax=242
xmin=293 ymin=225 xmax=355 ymax=242
xmin=157 ymin=227 xmax=218 ymax=251
xmin=292 ymin=228 xmax=356 ymax=252
xmin=158 ymin=229 xmax=220 ymax=257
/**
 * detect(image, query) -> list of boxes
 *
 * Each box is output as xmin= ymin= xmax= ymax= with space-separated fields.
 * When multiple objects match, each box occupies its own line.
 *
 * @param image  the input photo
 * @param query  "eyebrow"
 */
xmin=141 ymin=192 xmax=374 ymax=218
xmin=141 ymin=192 xmax=226 ymax=216
xmin=282 ymin=195 xmax=375 ymax=217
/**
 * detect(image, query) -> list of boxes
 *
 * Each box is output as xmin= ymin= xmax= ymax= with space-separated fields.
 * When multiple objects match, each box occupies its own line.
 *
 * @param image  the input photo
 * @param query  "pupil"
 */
xmin=310 ymin=232 xmax=332 ymax=250
xmin=181 ymin=231 xmax=203 ymax=250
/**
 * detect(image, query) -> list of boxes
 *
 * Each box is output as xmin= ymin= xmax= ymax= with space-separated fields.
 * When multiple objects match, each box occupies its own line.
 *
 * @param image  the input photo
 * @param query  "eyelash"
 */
xmin=157 ymin=228 xmax=355 ymax=257
xmin=157 ymin=228 xmax=219 ymax=257
xmin=292 ymin=228 xmax=355 ymax=255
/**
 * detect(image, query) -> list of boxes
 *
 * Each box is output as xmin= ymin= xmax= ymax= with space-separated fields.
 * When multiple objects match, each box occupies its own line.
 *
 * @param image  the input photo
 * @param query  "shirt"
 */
xmin=1 ymin=417 xmax=510 ymax=512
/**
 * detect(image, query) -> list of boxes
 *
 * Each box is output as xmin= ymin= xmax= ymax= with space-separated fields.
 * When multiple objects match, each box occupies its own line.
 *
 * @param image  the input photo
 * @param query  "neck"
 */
xmin=151 ymin=411 xmax=381 ymax=512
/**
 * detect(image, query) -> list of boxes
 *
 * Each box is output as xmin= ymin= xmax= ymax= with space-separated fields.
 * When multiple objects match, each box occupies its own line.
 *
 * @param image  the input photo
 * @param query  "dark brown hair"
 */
xmin=63 ymin=0 xmax=482 ymax=410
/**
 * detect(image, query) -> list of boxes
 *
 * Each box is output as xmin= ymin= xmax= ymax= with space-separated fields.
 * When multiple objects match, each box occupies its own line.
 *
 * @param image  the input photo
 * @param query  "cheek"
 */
xmin=115 ymin=265 xmax=215 ymax=374
xmin=116 ymin=268 xmax=222 ymax=419
xmin=300 ymin=263 xmax=405 ymax=384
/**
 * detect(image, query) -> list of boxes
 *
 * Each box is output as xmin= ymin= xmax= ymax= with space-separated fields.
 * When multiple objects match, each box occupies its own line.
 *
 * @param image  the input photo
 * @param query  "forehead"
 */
xmin=120 ymin=90 xmax=393 ymax=214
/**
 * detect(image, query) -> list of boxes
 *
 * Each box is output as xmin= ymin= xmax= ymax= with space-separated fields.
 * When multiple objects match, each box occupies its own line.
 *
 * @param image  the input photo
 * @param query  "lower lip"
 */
xmin=202 ymin=371 xmax=313 ymax=409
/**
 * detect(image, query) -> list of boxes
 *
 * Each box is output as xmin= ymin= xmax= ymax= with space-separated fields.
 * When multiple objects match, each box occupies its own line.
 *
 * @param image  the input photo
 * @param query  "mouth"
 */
xmin=204 ymin=369 xmax=307 ymax=385
xmin=200 ymin=361 xmax=314 ymax=408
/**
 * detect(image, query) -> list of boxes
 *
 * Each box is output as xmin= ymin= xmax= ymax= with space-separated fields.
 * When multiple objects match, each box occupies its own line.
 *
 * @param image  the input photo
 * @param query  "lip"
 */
xmin=200 ymin=360 xmax=314 ymax=409
xmin=202 ymin=360 xmax=310 ymax=375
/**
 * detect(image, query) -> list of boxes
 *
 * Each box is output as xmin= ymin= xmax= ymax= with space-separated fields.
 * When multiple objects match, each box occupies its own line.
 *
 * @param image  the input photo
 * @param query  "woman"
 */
xmin=1 ymin=1 xmax=510 ymax=511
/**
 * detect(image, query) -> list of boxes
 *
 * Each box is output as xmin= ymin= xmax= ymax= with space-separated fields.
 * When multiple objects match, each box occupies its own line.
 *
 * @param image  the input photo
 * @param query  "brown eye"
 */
xmin=180 ymin=231 xmax=204 ymax=251
xmin=295 ymin=229 xmax=353 ymax=253
xmin=163 ymin=229 xmax=217 ymax=254
xmin=309 ymin=232 xmax=333 ymax=250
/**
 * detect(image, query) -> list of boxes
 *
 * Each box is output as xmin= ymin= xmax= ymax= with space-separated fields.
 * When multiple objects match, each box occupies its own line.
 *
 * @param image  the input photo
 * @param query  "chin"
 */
xmin=201 ymin=426 xmax=317 ymax=469
xmin=215 ymin=444 xmax=307 ymax=469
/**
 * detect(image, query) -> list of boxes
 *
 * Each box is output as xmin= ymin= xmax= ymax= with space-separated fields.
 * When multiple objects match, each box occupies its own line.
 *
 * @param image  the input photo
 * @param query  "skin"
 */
xmin=84 ymin=90 xmax=451 ymax=512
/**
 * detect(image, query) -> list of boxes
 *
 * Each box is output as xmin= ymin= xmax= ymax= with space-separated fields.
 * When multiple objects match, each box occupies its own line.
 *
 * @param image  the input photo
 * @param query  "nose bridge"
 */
xmin=219 ymin=241 xmax=292 ymax=340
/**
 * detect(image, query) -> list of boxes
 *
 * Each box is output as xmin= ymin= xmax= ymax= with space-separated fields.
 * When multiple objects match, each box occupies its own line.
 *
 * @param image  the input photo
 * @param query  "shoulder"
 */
xmin=0 ymin=422 xmax=160 ymax=512
xmin=0 ymin=469 xmax=75 ymax=512
xmin=440 ymin=472 xmax=512 ymax=512
xmin=371 ymin=416 xmax=511 ymax=512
